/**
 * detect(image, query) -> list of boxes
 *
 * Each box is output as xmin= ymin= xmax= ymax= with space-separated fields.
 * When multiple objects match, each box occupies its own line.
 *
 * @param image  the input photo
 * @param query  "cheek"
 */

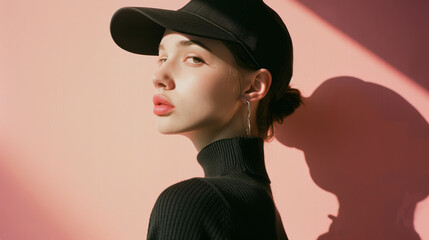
xmin=201 ymin=70 xmax=239 ymax=106
xmin=177 ymin=68 xmax=240 ymax=116
xmin=213 ymin=69 xmax=242 ymax=110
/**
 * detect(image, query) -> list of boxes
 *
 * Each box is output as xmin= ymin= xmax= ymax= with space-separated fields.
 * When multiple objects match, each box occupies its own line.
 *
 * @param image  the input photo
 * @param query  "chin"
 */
xmin=156 ymin=120 xmax=183 ymax=135
xmin=155 ymin=116 xmax=215 ymax=136
xmin=156 ymin=125 xmax=176 ymax=134
xmin=157 ymin=128 xmax=178 ymax=135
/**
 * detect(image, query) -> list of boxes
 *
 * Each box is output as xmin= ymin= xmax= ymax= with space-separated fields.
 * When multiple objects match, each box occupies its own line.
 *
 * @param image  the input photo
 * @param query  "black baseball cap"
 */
xmin=110 ymin=0 xmax=293 ymax=84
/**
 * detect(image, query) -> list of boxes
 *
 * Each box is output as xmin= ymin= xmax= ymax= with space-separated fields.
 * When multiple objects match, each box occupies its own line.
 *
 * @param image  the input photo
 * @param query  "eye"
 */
xmin=185 ymin=56 xmax=205 ymax=65
xmin=158 ymin=57 xmax=167 ymax=64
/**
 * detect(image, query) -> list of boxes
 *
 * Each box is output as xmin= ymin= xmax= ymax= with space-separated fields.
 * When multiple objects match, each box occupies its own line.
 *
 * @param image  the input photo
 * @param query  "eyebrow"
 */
xmin=158 ymin=39 xmax=213 ymax=53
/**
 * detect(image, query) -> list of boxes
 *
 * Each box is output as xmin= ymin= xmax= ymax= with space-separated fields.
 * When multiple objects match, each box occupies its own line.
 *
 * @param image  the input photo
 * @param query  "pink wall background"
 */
xmin=1 ymin=0 xmax=428 ymax=239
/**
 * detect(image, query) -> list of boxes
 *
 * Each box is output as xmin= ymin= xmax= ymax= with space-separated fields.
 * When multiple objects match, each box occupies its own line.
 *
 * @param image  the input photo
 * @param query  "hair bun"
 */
xmin=270 ymin=86 xmax=302 ymax=123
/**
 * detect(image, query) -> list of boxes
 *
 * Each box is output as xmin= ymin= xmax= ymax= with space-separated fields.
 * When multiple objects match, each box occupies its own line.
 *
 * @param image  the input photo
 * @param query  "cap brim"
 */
xmin=110 ymin=7 xmax=235 ymax=55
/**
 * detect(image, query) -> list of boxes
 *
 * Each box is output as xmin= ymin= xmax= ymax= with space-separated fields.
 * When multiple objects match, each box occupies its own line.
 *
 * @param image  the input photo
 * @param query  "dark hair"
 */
xmin=222 ymin=40 xmax=302 ymax=140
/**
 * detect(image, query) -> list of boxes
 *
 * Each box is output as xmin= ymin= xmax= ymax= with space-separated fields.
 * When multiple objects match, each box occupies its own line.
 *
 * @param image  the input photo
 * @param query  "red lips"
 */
xmin=153 ymin=95 xmax=175 ymax=116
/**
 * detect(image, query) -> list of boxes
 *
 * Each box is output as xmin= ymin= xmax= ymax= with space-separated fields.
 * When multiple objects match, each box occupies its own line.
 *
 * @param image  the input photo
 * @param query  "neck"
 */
xmin=184 ymin=127 xmax=247 ymax=152
xmin=182 ymin=101 xmax=260 ymax=151
xmin=196 ymin=136 xmax=270 ymax=182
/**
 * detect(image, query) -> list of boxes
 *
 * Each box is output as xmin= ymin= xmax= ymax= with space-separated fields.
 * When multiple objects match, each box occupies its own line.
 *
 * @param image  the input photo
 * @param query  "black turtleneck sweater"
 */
xmin=147 ymin=137 xmax=288 ymax=240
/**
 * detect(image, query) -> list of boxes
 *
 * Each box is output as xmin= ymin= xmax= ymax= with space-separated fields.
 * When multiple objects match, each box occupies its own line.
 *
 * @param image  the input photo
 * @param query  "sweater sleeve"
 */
xmin=147 ymin=178 xmax=232 ymax=240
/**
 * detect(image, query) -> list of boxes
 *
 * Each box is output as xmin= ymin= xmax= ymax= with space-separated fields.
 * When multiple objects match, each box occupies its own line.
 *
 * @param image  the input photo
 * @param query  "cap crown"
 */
xmin=180 ymin=0 xmax=293 ymax=81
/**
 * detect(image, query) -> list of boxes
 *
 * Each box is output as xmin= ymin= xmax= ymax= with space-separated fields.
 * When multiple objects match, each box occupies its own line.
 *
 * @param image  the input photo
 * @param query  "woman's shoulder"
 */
xmin=148 ymin=178 xmax=232 ymax=239
xmin=154 ymin=177 xmax=229 ymax=209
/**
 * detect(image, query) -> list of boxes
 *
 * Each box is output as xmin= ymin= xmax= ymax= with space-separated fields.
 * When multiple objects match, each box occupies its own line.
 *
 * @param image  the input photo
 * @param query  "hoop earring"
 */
xmin=246 ymin=100 xmax=251 ymax=137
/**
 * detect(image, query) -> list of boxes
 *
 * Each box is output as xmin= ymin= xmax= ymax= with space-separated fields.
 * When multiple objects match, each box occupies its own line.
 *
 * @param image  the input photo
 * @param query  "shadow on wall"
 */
xmin=296 ymin=0 xmax=429 ymax=91
xmin=276 ymin=77 xmax=429 ymax=240
xmin=0 ymin=150 xmax=69 ymax=240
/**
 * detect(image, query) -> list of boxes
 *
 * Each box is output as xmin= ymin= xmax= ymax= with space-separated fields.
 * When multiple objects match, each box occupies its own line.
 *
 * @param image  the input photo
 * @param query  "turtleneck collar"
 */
xmin=197 ymin=137 xmax=271 ymax=183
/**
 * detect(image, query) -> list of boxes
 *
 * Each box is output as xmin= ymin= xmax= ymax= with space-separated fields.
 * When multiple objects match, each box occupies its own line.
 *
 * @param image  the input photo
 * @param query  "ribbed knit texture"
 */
xmin=147 ymin=137 xmax=288 ymax=240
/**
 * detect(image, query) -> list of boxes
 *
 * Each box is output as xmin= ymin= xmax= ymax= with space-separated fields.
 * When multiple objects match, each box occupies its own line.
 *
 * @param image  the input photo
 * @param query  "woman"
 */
xmin=110 ymin=0 xmax=301 ymax=239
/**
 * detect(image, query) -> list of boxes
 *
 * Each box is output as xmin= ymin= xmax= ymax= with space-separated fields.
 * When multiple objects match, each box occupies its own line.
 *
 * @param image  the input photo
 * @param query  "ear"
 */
xmin=242 ymin=69 xmax=272 ymax=102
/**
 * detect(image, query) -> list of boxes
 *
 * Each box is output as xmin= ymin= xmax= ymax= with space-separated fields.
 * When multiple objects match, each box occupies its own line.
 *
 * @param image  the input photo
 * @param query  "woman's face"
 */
xmin=152 ymin=30 xmax=246 ymax=143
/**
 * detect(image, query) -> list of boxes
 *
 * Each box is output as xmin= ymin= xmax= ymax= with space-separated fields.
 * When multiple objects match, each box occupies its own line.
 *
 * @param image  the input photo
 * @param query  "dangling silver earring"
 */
xmin=246 ymin=100 xmax=251 ymax=137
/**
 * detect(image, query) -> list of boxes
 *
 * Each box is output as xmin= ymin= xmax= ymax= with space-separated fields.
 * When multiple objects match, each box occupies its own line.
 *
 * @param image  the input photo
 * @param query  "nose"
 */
xmin=152 ymin=64 xmax=175 ymax=90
